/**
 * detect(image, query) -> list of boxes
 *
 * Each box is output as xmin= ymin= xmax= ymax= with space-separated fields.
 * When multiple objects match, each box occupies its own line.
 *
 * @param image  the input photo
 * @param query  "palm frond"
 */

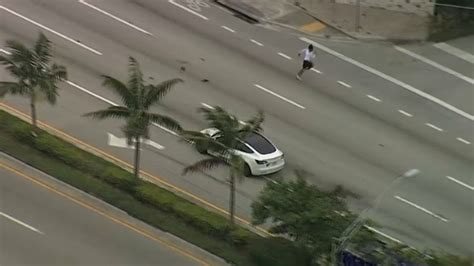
xmin=0 ymin=82 xmax=29 ymax=97
xmin=179 ymin=130 xmax=209 ymax=142
xmin=37 ymin=79 xmax=59 ymax=104
xmin=127 ymin=56 xmax=143 ymax=94
xmin=83 ymin=106 xmax=131 ymax=120
xmin=143 ymin=78 xmax=182 ymax=108
xmin=146 ymin=113 xmax=182 ymax=131
xmin=6 ymin=39 xmax=33 ymax=65
xmin=183 ymin=157 xmax=227 ymax=175
xmin=239 ymin=110 xmax=264 ymax=135
xmin=101 ymin=75 xmax=136 ymax=108
xmin=198 ymin=105 xmax=240 ymax=132
xmin=50 ymin=63 xmax=67 ymax=81
xmin=0 ymin=54 xmax=24 ymax=78
xmin=34 ymin=33 xmax=51 ymax=64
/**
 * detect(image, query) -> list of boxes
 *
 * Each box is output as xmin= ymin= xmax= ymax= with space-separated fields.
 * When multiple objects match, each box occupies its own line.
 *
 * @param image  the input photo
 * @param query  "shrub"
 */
xmin=249 ymin=237 xmax=312 ymax=266
xmin=229 ymin=227 xmax=255 ymax=247
xmin=134 ymin=183 xmax=181 ymax=211
xmin=173 ymin=200 xmax=233 ymax=239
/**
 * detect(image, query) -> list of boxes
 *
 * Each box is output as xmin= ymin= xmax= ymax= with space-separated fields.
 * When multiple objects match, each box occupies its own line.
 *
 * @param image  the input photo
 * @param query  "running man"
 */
xmin=296 ymin=44 xmax=316 ymax=80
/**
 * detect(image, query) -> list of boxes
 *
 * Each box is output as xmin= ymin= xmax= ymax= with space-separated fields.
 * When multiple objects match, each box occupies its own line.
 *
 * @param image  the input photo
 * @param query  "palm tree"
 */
xmin=84 ymin=56 xmax=182 ymax=178
xmin=0 ymin=32 xmax=67 ymax=127
xmin=181 ymin=106 xmax=264 ymax=224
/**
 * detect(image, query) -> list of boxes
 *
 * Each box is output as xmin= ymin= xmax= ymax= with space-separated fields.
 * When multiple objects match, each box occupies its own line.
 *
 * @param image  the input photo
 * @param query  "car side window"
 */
xmin=236 ymin=142 xmax=253 ymax=153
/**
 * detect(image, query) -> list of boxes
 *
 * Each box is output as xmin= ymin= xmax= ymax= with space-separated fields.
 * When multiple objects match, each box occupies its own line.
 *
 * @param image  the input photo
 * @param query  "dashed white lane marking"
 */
xmin=433 ymin=42 xmax=474 ymax=64
xmin=398 ymin=109 xmax=413 ymax=117
xmin=0 ymin=48 xmax=11 ymax=55
xmin=254 ymin=84 xmax=305 ymax=109
xmin=445 ymin=176 xmax=474 ymax=191
xmin=456 ymin=137 xmax=471 ymax=145
xmin=78 ymin=0 xmax=152 ymax=35
xmin=250 ymin=39 xmax=264 ymax=47
xmin=66 ymin=81 xmax=178 ymax=136
xmin=300 ymin=37 xmax=474 ymax=121
xmin=168 ymin=0 xmax=209 ymax=20
xmin=425 ymin=123 xmax=444 ymax=132
xmin=0 ymin=211 xmax=44 ymax=234
xmin=394 ymin=46 xmax=474 ymax=85
xmin=310 ymin=68 xmax=322 ymax=74
xmin=364 ymin=225 xmax=402 ymax=244
xmin=0 ymin=5 xmax=103 ymax=55
xmin=221 ymin=25 xmax=235 ymax=33
xmin=367 ymin=95 xmax=381 ymax=102
xmin=277 ymin=52 xmax=292 ymax=60
xmin=337 ymin=81 xmax=351 ymax=88
xmin=394 ymin=195 xmax=449 ymax=223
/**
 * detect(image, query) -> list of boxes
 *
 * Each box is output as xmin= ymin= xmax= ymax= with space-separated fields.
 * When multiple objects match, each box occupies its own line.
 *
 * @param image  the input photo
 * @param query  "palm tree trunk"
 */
xmin=229 ymin=172 xmax=235 ymax=224
xmin=133 ymin=137 xmax=141 ymax=178
xmin=30 ymin=93 xmax=37 ymax=127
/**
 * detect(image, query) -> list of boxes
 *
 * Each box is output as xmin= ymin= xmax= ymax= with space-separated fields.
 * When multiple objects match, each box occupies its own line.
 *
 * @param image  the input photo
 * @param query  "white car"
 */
xmin=198 ymin=128 xmax=285 ymax=176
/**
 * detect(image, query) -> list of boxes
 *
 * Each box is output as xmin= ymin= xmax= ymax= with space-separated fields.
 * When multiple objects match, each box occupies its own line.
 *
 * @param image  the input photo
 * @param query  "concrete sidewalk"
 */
xmin=215 ymin=0 xmax=349 ymax=40
xmin=216 ymin=0 xmax=432 ymax=41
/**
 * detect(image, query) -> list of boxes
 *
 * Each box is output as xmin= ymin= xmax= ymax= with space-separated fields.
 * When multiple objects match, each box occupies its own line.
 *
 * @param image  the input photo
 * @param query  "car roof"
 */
xmin=243 ymin=132 xmax=276 ymax=154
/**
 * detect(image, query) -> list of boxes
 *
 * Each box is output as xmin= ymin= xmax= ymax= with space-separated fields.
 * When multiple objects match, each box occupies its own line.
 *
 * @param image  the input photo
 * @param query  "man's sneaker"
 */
xmin=296 ymin=74 xmax=302 ymax=80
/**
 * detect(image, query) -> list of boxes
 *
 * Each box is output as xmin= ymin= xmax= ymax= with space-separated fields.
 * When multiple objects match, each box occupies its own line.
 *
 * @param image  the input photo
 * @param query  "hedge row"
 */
xmin=0 ymin=110 xmax=311 ymax=265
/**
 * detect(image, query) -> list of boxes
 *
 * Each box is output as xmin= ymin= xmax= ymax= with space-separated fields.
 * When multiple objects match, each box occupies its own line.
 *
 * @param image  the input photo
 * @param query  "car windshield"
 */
xmin=243 ymin=133 xmax=276 ymax=154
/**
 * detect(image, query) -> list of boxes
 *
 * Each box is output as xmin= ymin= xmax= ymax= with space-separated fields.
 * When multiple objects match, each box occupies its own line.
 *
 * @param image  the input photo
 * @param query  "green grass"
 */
xmin=0 ymin=131 xmax=255 ymax=265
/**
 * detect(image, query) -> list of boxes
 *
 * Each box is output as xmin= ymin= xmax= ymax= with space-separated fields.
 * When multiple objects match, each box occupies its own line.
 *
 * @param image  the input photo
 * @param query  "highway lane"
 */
xmin=0 ymin=0 xmax=472 ymax=256
xmin=0 ymin=155 xmax=218 ymax=266
xmin=130 ymin=0 xmax=474 ymax=152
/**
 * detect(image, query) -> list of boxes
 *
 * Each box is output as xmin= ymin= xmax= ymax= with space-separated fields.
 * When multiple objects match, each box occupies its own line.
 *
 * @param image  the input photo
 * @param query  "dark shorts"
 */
xmin=302 ymin=60 xmax=313 ymax=69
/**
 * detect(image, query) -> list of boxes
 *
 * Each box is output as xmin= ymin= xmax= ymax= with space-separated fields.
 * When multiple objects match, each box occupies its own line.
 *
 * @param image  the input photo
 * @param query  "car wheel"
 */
xmin=243 ymin=163 xmax=252 ymax=177
xmin=196 ymin=140 xmax=207 ymax=154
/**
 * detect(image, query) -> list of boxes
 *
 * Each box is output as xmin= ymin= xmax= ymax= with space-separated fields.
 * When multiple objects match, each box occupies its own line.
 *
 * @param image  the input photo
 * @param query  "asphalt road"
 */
xmin=0 ymin=153 xmax=222 ymax=266
xmin=0 ymin=0 xmax=472 ymax=257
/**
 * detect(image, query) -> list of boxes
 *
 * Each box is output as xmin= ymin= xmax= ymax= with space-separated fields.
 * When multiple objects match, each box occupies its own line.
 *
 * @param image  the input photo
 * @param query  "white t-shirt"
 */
xmin=301 ymin=48 xmax=316 ymax=61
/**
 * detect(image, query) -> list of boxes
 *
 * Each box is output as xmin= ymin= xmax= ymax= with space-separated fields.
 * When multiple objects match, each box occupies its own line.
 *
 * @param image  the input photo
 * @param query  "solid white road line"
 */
xmin=168 ymin=0 xmax=209 ymax=20
xmin=445 ymin=176 xmax=474 ymax=191
xmin=300 ymin=37 xmax=474 ymax=121
xmin=0 ymin=5 xmax=103 ymax=55
xmin=398 ymin=109 xmax=413 ymax=117
xmin=364 ymin=225 xmax=402 ymax=244
xmin=66 ymin=81 xmax=178 ymax=136
xmin=310 ymin=68 xmax=322 ymax=74
xmin=425 ymin=123 xmax=444 ymax=132
xmin=250 ymin=39 xmax=264 ymax=47
xmin=394 ymin=46 xmax=474 ymax=85
xmin=337 ymin=81 xmax=351 ymax=88
xmin=433 ymin=42 xmax=474 ymax=64
xmin=277 ymin=52 xmax=292 ymax=60
xmin=200 ymin=102 xmax=215 ymax=110
xmin=0 ymin=211 xmax=44 ymax=234
xmin=221 ymin=25 xmax=235 ymax=33
xmin=0 ymin=48 xmax=11 ymax=55
xmin=394 ymin=195 xmax=449 ymax=222
xmin=78 ymin=0 xmax=153 ymax=35
xmin=456 ymin=137 xmax=471 ymax=145
xmin=254 ymin=84 xmax=305 ymax=109
xmin=66 ymin=80 xmax=117 ymax=106
xmin=367 ymin=95 xmax=381 ymax=102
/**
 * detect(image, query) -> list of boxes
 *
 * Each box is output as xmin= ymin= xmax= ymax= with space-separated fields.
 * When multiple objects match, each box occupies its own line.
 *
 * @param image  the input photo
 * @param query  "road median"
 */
xmin=0 ymin=108 xmax=311 ymax=266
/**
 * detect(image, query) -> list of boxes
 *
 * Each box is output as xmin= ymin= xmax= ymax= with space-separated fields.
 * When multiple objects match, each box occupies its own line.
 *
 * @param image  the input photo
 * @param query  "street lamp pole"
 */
xmin=355 ymin=0 xmax=361 ymax=32
xmin=331 ymin=169 xmax=420 ymax=265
